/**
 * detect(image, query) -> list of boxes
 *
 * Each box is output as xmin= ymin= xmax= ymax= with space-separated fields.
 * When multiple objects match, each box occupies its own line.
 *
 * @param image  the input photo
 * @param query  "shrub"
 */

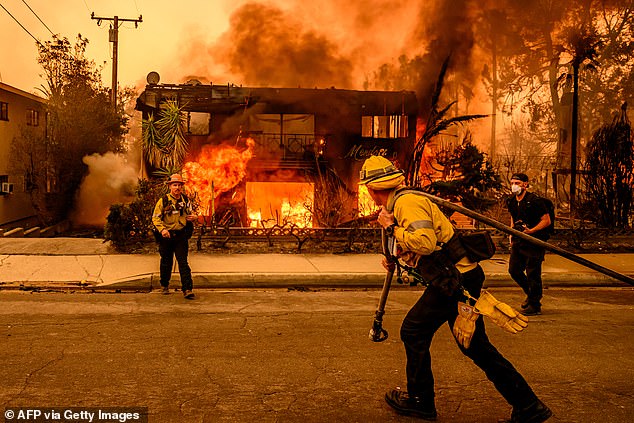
xmin=104 ymin=179 xmax=165 ymax=250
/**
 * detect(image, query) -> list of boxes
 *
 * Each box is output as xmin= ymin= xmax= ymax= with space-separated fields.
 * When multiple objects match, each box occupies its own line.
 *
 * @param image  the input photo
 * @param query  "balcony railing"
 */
xmin=247 ymin=132 xmax=325 ymax=160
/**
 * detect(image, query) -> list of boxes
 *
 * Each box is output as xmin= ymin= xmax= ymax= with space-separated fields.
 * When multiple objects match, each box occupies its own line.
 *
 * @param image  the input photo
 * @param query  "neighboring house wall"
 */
xmin=0 ymin=82 xmax=46 ymax=229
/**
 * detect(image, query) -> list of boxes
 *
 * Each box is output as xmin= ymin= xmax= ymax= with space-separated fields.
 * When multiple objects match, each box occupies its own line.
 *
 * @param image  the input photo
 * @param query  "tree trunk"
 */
xmin=490 ymin=34 xmax=498 ymax=159
xmin=570 ymin=62 xmax=580 ymax=215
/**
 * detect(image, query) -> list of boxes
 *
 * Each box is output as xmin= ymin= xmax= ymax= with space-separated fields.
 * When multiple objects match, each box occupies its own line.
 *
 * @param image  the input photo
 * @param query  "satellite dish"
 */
xmin=146 ymin=71 xmax=160 ymax=85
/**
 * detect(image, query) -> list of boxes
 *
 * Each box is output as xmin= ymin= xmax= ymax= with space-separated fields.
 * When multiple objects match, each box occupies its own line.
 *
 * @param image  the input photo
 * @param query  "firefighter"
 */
xmin=152 ymin=174 xmax=197 ymax=299
xmin=359 ymin=155 xmax=551 ymax=423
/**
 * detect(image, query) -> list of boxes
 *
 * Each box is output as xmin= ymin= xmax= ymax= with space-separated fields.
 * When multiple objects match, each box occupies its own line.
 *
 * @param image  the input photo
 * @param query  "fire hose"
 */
xmin=368 ymin=228 xmax=395 ymax=342
xmin=416 ymin=191 xmax=634 ymax=286
xmin=369 ymin=191 xmax=634 ymax=343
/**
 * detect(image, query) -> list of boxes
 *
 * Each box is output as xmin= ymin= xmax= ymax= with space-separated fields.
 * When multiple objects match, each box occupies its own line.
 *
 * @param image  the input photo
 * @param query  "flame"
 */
xmin=182 ymin=138 xmax=254 ymax=214
xmin=414 ymin=117 xmax=438 ymax=177
xmin=281 ymin=199 xmax=313 ymax=228
xmin=416 ymin=117 xmax=426 ymax=140
xmin=248 ymin=210 xmax=262 ymax=226
xmin=358 ymin=184 xmax=379 ymax=216
xmin=246 ymin=181 xmax=313 ymax=228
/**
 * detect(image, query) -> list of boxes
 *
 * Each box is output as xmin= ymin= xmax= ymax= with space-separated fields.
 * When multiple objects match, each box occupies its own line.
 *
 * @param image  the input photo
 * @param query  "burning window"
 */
xmin=362 ymin=115 xmax=408 ymax=138
xmin=246 ymin=181 xmax=314 ymax=228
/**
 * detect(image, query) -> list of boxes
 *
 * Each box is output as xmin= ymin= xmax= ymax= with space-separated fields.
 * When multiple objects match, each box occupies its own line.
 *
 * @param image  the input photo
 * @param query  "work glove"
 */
xmin=474 ymin=290 xmax=529 ymax=334
xmin=453 ymin=302 xmax=479 ymax=349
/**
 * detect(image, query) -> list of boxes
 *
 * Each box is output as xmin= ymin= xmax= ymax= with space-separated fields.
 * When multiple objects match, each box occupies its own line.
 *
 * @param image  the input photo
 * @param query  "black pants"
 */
xmin=158 ymin=230 xmax=193 ymax=291
xmin=400 ymin=265 xmax=538 ymax=409
xmin=508 ymin=243 xmax=545 ymax=308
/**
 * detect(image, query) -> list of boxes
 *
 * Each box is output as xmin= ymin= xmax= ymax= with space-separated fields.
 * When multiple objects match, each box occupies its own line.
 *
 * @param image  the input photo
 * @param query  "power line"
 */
xmin=91 ymin=13 xmax=143 ymax=108
xmin=21 ymin=0 xmax=54 ymax=35
xmin=0 ymin=2 xmax=43 ymax=46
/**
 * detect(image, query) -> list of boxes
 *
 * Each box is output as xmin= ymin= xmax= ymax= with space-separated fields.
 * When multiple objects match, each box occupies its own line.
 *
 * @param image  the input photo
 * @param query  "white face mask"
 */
xmin=511 ymin=184 xmax=523 ymax=195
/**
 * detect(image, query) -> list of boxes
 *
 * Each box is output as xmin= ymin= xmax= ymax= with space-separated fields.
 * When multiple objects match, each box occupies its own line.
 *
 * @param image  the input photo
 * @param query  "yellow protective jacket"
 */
xmin=386 ymin=188 xmax=476 ymax=273
xmin=152 ymin=193 xmax=191 ymax=233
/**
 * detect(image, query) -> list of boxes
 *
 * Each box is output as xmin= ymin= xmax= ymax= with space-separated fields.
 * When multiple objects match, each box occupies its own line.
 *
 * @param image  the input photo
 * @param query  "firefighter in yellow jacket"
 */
xmin=360 ymin=155 xmax=551 ymax=423
xmin=152 ymin=174 xmax=197 ymax=299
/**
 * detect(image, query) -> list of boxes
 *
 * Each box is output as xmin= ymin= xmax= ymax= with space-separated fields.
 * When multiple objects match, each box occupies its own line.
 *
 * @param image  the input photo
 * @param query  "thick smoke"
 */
xmin=175 ymin=1 xmax=544 ymax=127
xmin=213 ymin=3 xmax=354 ymax=88
xmin=71 ymin=152 xmax=139 ymax=226
xmin=408 ymin=0 xmax=478 ymax=111
xmin=177 ymin=1 xmax=486 ymax=97
xmin=177 ymin=1 xmax=420 ymax=89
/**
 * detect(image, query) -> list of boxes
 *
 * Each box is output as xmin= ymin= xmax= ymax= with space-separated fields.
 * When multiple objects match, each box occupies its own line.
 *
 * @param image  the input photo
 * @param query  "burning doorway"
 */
xmin=246 ymin=181 xmax=314 ymax=228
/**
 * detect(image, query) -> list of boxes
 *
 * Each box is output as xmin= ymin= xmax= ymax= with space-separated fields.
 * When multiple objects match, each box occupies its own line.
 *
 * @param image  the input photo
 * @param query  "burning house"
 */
xmin=135 ymin=74 xmax=418 ymax=228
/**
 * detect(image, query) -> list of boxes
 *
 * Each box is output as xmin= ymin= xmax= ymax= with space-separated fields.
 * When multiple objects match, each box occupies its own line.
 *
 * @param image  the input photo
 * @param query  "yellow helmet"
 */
xmin=358 ymin=155 xmax=405 ymax=190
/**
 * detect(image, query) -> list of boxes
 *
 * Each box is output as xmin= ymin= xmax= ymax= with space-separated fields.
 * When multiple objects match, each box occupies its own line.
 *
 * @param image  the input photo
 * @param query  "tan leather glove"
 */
xmin=453 ymin=302 xmax=479 ymax=348
xmin=474 ymin=290 xmax=529 ymax=334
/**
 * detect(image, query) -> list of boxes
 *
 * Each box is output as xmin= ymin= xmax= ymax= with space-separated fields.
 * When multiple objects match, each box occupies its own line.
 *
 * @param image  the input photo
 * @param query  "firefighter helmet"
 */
xmin=358 ymin=155 xmax=404 ymax=190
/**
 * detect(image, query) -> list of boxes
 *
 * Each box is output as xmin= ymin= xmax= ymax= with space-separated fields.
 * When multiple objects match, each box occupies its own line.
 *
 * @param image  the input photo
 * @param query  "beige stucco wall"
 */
xmin=0 ymin=83 xmax=46 ymax=228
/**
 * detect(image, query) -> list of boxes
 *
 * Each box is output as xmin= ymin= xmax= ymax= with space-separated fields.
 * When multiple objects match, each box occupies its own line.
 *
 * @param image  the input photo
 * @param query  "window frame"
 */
xmin=26 ymin=109 xmax=39 ymax=126
xmin=361 ymin=114 xmax=408 ymax=139
xmin=0 ymin=102 xmax=8 ymax=121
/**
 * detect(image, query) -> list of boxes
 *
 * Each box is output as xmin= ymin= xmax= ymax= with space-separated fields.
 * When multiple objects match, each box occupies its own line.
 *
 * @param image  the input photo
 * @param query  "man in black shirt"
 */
xmin=505 ymin=173 xmax=552 ymax=315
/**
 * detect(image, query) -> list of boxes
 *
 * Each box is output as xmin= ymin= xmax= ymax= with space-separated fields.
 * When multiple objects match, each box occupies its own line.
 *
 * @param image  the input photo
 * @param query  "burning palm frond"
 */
xmin=406 ymin=56 xmax=488 ymax=186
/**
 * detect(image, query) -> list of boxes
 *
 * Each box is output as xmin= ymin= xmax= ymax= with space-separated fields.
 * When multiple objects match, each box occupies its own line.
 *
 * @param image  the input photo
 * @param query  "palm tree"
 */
xmin=141 ymin=100 xmax=189 ymax=176
xmin=407 ymin=56 xmax=488 ymax=186
xmin=564 ymin=25 xmax=600 ymax=215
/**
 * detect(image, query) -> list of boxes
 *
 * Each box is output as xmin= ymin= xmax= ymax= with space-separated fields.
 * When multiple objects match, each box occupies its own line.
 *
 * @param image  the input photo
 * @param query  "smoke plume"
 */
xmin=176 ymin=1 xmax=487 ymax=98
xmin=71 ymin=152 xmax=139 ymax=226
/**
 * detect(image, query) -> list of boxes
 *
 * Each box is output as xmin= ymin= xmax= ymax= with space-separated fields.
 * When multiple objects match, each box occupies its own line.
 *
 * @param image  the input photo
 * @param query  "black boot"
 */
xmin=500 ymin=399 xmax=553 ymax=423
xmin=385 ymin=389 xmax=437 ymax=420
xmin=523 ymin=304 xmax=542 ymax=316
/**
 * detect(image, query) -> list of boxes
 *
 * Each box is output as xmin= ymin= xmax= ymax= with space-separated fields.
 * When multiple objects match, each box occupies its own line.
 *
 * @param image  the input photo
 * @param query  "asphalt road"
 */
xmin=1 ymin=287 xmax=632 ymax=423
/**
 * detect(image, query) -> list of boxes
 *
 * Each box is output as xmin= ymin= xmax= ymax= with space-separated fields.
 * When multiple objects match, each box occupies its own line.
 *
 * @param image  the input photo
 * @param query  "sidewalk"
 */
xmin=0 ymin=238 xmax=632 ymax=290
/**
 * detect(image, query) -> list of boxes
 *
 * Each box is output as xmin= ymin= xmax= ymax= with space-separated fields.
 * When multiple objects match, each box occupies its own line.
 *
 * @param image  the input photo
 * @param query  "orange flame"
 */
xmin=358 ymin=184 xmax=379 ymax=216
xmin=415 ymin=117 xmax=436 ymax=176
xmin=416 ymin=117 xmax=426 ymax=140
xmin=246 ymin=181 xmax=313 ymax=228
xmin=281 ymin=198 xmax=313 ymax=228
xmin=182 ymin=138 xmax=254 ymax=214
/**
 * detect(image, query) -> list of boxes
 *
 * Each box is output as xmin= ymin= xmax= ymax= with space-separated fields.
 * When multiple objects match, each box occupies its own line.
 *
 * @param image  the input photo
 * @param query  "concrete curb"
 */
xmin=1 ymin=238 xmax=632 ymax=291
xmin=2 ymin=271 xmax=629 ymax=292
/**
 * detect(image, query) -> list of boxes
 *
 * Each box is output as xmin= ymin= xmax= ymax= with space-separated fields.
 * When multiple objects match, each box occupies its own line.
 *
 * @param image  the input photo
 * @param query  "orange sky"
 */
xmin=0 ymin=0 xmax=423 ymax=95
xmin=0 ymin=0 xmax=239 ymax=93
xmin=1 ymin=0 xmax=503 ymax=154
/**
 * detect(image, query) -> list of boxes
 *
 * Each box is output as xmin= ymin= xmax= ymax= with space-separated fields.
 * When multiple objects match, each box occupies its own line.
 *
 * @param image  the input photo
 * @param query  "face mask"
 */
xmin=511 ymin=184 xmax=523 ymax=195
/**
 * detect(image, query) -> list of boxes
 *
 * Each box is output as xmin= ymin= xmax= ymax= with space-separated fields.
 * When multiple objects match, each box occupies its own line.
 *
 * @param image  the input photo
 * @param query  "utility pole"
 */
xmin=91 ymin=13 xmax=142 ymax=109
